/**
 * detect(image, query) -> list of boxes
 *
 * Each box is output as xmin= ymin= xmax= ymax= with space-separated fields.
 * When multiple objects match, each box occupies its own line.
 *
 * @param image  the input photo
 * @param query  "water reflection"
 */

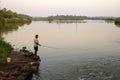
xmin=104 ymin=20 xmax=114 ymax=23
xmin=47 ymin=20 xmax=87 ymax=24
xmin=115 ymin=23 xmax=120 ymax=28
xmin=0 ymin=22 xmax=31 ymax=39
xmin=104 ymin=20 xmax=120 ymax=28
xmin=50 ymin=20 xmax=87 ymax=33
xmin=75 ymin=22 xmax=78 ymax=33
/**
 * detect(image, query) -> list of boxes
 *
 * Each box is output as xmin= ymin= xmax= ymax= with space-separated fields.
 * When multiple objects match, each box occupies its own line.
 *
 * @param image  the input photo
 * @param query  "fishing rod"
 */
xmin=41 ymin=45 xmax=64 ymax=49
xmin=40 ymin=45 xmax=89 ymax=51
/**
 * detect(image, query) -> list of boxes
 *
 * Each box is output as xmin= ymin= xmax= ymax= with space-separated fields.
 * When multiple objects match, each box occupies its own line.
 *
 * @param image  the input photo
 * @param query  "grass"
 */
xmin=0 ymin=39 xmax=12 ymax=64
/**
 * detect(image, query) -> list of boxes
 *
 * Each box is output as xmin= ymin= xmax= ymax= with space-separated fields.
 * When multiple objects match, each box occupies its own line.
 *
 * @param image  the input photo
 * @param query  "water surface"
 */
xmin=3 ymin=20 xmax=120 ymax=80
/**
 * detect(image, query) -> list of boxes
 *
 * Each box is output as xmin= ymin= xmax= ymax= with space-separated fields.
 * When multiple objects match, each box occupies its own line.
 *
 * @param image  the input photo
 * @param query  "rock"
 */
xmin=17 ymin=75 xmax=25 ymax=80
xmin=2 ymin=72 xmax=9 ymax=77
xmin=14 ymin=67 xmax=21 ymax=71
xmin=21 ymin=65 xmax=31 ymax=72
xmin=29 ymin=61 xmax=40 ymax=66
xmin=0 ymin=71 xmax=4 ymax=75
xmin=10 ymin=70 xmax=21 ymax=77
xmin=8 ymin=76 xmax=16 ymax=80
xmin=0 ymin=77 xmax=7 ymax=80
xmin=0 ymin=71 xmax=9 ymax=77
xmin=0 ymin=48 xmax=40 ymax=80
xmin=22 ymin=47 xmax=27 ymax=50
xmin=31 ymin=66 xmax=38 ymax=73
xmin=8 ymin=64 xmax=18 ymax=70
xmin=33 ymin=55 xmax=40 ymax=61
xmin=24 ymin=52 xmax=33 ymax=57
xmin=21 ymin=72 xmax=27 ymax=77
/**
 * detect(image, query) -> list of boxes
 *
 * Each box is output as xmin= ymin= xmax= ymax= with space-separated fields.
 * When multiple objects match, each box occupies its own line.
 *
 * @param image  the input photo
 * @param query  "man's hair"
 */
xmin=35 ymin=34 xmax=38 ymax=38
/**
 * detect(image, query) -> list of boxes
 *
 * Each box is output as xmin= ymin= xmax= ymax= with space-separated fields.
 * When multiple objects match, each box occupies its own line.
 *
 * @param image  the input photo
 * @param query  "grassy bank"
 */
xmin=115 ymin=17 xmax=120 ymax=24
xmin=0 ymin=39 xmax=12 ymax=64
xmin=0 ymin=8 xmax=31 ymax=64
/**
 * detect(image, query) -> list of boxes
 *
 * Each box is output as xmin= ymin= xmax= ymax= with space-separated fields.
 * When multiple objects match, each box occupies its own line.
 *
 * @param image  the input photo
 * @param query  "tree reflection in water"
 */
xmin=0 ymin=22 xmax=31 ymax=39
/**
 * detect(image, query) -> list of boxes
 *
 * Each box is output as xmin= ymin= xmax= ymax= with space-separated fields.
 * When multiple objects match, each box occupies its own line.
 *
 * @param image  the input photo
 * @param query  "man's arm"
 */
xmin=34 ymin=40 xmax=41 ymax=46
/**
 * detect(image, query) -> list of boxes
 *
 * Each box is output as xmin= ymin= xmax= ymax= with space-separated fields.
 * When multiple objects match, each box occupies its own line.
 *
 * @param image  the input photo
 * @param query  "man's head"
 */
xmin=35 ymin=34 xmax=39 ymax=38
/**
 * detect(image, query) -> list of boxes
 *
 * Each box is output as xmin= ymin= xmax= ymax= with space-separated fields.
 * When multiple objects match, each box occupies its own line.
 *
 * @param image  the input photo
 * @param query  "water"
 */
xmin=2 ymin=20 xmax=120 ymax=80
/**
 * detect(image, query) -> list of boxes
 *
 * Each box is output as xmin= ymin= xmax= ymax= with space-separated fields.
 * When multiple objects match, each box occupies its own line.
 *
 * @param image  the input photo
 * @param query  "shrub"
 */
xmin=0 ymin=39 xmax=12 ymax=64
xmin=0 ymin=17 xmax=5 ymax=27
xmin=115 ymin=17 xmax=120 ymax=24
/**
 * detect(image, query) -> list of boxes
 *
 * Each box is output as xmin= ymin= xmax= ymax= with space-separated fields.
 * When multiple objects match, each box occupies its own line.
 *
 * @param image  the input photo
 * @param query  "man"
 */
xmin=34 ymin=34 xmax=41 ymax=55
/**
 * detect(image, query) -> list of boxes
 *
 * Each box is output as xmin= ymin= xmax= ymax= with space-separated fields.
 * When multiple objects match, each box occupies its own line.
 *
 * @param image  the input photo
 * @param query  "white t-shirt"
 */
xmin=34 ymin=38 xmax=39 ymax=47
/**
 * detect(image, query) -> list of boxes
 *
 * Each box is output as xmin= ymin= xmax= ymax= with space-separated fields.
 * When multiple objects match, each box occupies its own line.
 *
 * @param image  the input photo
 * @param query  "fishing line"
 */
xmin=41 ymin=45 xmax=90 ymax=52
xmin=41 ymin=45 xmax=65 ymax=49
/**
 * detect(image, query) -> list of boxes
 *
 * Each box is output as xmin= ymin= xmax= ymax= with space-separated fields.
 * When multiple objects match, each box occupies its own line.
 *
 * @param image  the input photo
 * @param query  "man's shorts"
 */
xmin=34 ymin=46 xmax=38 ymax=51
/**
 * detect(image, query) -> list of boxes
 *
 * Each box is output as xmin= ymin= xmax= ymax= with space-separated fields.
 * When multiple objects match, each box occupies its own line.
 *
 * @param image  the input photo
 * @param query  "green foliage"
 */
xmin=33 ymin=15 xmax=115 ymax=21
xmin=18 ymin=14 xmax=31 ymax=18
xmin=114 ymin=17 xmax=120 ymax=27
xmin=48 ymin=15 xmax=84 ymax=20
xmin=115 ymin=17 xmax=120 ymax=24
xmin=0 ymin=17 xmax=5 ymax=27
xmin=0 ymin=8 xmax=31 ymax=64
xmin=0 ymin=8 xmax=18 ymax=18
xmin=0 ymin=8 xmax=31 ymax=28
xmin=6 ymin=17 xmax=31 ymax=23
xmin=0 ymin=39 xmax=12 ymax=64
xmin=0 ymin=22 xmax=3 ymax=28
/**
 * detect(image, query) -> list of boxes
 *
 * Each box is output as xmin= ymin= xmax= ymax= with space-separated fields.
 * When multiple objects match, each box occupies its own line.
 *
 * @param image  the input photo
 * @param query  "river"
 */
xmin=2 ymin=20 xmax=120 ymax=80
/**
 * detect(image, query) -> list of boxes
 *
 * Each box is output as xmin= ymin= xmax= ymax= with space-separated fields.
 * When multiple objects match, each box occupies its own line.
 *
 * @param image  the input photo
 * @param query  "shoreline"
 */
xmin=0 ymin=48 xmax=40 ymax=80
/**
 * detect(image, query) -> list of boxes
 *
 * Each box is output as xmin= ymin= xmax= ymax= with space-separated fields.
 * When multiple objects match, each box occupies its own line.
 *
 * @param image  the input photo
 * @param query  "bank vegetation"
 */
xmin=115 ymin=17 xmax=120 ymax=24
xmin=0 ymin=8 xmax=32 ymax=64
xmin=0 ymin=8 xmax=31 ymax=28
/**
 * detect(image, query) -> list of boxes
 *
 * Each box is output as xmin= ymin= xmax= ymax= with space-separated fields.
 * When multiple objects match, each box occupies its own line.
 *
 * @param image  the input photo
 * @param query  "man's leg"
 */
xmin=34 ymin=46 xmax=38 ymax=55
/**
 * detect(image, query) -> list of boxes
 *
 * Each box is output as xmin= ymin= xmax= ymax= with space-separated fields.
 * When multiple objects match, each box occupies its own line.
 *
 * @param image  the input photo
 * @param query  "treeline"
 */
xmin=32 ymin=15 xmax=84 ymax=21
xmin=48 ymin=15 xmax=84 ymax=20
xmin=48 ymin=15 xmax=115 ymax=20
xmin=32 ymin=15 xmax=116 ymax=21
xmin=0 ymin=8 xmax=31 ymax=27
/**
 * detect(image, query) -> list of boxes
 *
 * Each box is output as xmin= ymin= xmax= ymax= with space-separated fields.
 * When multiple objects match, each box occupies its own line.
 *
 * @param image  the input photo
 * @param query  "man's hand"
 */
xmin=39 ymin=44 xmax=42 ymax=46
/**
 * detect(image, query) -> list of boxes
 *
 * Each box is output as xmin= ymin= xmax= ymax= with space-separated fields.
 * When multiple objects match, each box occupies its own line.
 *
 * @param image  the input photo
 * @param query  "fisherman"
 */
xmin=34 ymin=34 xmax=41 ymax=55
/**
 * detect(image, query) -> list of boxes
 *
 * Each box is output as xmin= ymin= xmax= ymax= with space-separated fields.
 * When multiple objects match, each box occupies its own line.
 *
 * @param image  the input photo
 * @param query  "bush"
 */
xmin=0 ymin=39 xmax=12 ymax=64
xmin=0 ymin=17 xmax=5 ymax=27
xmin=6 ymin=17 xmax=31 ymax=23
xmin=0 ymin=22 xmax=3 ymax=28
xmin=115 ymin=17 xmax=120 ymax=24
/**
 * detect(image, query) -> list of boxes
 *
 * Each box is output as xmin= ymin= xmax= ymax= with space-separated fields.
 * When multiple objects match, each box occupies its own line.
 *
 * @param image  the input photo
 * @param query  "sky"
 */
xmin=1 ymin=0 xmax=120 ymax=17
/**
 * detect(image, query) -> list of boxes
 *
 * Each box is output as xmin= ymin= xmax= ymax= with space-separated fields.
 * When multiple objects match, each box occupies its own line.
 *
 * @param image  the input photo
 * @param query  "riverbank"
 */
xmin=0 ymin=39 xmax=12 ymax=64
xmin=0 ymin=8 xmax=32 ymax=28
xmin=115 ymin=17 xmax=120 ymax=24
xmin=0 ymin=48 xmax=40 ymax=80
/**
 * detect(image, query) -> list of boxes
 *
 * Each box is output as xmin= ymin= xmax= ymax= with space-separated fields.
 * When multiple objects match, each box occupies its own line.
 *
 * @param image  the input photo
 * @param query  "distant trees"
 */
xmin=48 ymin=15 xmax=84 ymax=20
xmin=32 ymin=15 xmax=116 ymax=21
xmin=0 ymin=8 xmax=18 ymax=18
xmin=32 ymin=15 xmax=86 ymax=21
xmin=0 ymin=8 xmax=31 ymax=27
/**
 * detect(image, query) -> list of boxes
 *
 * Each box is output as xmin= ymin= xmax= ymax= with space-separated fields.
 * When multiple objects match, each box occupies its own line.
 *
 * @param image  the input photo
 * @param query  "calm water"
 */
xmin=2 ymin=20 xmax=120 ymax=80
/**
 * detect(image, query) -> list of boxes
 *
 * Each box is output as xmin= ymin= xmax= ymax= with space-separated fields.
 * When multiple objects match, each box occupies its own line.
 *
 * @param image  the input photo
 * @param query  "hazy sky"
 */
xmin=1 ymin=0 xmax=120 ymax=17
